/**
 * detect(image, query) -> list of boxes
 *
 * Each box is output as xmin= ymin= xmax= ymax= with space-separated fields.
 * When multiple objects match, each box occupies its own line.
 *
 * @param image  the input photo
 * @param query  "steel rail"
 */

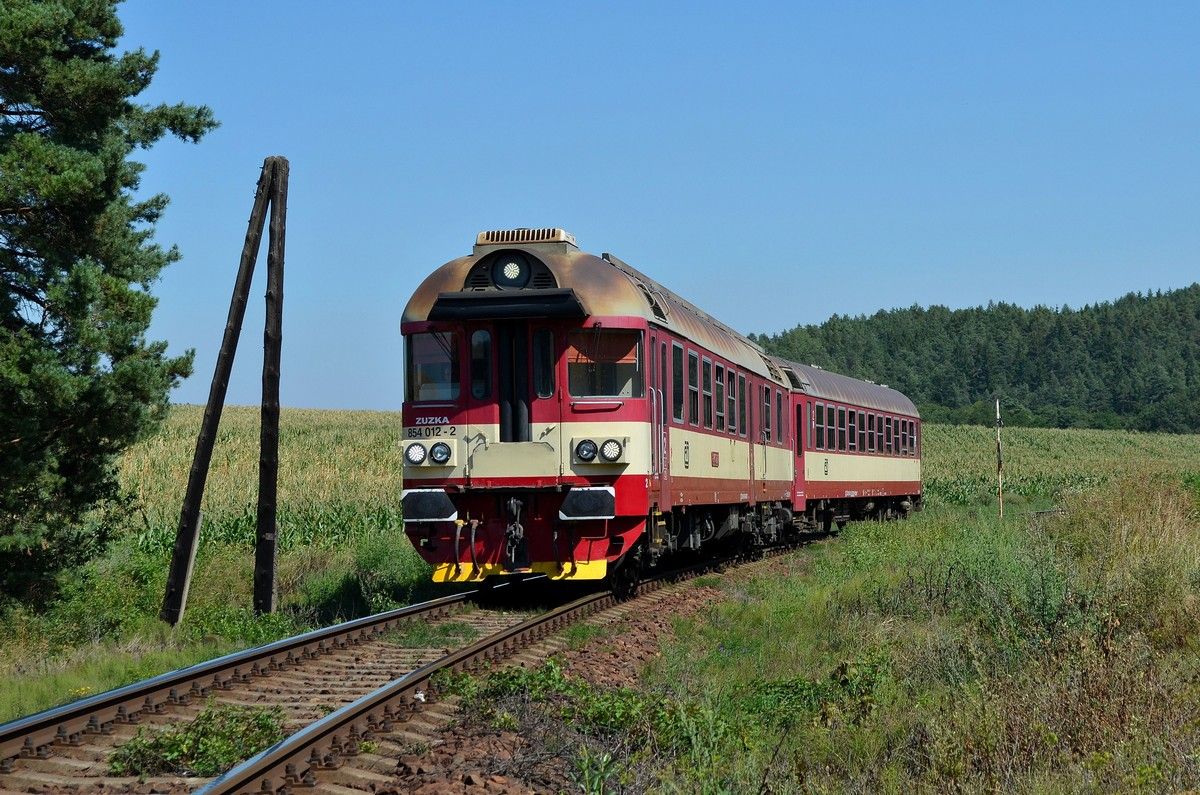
xmin=0 ymin=589 xmax=479 ymax=772
xmin=200 ymin=586 xmax=628 ymax=794
xmin=201 ymin=553 xmax=770 ymax=795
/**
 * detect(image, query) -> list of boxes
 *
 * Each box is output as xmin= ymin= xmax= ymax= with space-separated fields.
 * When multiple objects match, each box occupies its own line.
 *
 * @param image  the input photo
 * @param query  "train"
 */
xmin=400 ymin=228 xmax=922 ymax=595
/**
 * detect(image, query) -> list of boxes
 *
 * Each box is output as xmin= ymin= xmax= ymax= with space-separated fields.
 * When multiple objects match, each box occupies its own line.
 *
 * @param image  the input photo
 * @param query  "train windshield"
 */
xmin=567 ymin=329 xmax=644 ymax=398
xmin=406 ymin=331 xmax=460 ymax=402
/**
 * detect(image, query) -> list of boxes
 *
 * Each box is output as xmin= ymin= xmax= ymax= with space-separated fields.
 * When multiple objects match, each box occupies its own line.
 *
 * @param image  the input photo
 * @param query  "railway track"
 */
xmin=0 ymin=537 xmax=822 ymax=794
xmin=0 ymin=586 xmax=537 ymax=793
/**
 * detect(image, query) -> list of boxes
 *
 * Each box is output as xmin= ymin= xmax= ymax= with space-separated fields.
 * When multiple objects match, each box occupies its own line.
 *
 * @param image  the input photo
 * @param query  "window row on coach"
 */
xmin=666 ymin=342 xmax=788 ymax=443
xmin=809 ymin=402 xmax=920 ymax=457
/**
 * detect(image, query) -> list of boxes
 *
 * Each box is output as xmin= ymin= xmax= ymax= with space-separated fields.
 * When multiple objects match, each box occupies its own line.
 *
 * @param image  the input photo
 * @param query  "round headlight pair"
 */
xmin=405 ymin=442 xmax=451 ymax=465
xmin=576 ymin=438 xmax=623 ymax=462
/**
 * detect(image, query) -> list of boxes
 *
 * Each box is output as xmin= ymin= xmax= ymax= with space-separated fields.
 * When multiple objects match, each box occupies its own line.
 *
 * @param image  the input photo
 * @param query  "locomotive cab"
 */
xmin=401 ymin=229 xmax=652 ymax=583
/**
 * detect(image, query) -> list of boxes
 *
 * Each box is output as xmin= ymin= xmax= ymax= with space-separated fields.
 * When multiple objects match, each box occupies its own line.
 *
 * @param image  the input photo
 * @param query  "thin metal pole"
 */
xmin=254 ymin=157 xmax=288 ymax=615
xmin=995 ymin=398 xmax=1004 ymax=519
xmin=161 ymin=162 xmax=274 ymax=626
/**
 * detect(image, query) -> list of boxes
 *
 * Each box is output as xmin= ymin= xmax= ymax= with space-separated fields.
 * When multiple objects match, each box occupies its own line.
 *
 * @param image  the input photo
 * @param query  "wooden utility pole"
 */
xmin=255 ymin=159 xmax=288 ymax=615
xmin=161 ymin=156 xmax=289 ymax=625
xmin=995 ymin=398 xmax=1004 ymax=519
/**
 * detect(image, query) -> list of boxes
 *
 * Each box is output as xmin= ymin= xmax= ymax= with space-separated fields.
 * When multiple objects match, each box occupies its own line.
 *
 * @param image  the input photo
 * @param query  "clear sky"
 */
xmin=120 ymin=1 xmax=1199 ymax=410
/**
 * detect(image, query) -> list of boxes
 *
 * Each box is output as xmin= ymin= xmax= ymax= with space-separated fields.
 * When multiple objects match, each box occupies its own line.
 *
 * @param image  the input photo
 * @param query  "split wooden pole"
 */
xmin=161 ymin=156 xmax=289 ymax=626
xmin=255 ymin=159 xmax=288 ymax=616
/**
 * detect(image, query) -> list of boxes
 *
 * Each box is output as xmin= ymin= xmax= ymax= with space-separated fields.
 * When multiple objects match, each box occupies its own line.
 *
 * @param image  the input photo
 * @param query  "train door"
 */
xmin=496 ymin=322 xmax=562 ymax=456
xmin=648 ymin=334 xmax=667 ymax=507
xmin=754 ymin=383 xmax=769 ymax=497
xmin=794 ymin=400 xmax=807 ymax=510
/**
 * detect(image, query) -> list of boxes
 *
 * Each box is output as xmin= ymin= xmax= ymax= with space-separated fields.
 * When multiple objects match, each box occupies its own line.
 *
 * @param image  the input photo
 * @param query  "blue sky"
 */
xmin=121 ymin=1 xmax=1199 ymax=410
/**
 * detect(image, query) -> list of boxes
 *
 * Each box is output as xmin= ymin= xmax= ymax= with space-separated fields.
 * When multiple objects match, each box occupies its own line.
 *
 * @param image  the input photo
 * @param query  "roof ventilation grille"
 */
xmin=465 ymin=269 xmax=492 ymax=290
xmin=476 ymin=228 xmax=576 ymax=246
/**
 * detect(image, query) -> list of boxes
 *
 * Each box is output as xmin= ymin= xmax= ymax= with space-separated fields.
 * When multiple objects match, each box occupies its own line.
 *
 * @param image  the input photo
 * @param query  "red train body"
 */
xmin=401 ymin=229 xmax=921 ymax=589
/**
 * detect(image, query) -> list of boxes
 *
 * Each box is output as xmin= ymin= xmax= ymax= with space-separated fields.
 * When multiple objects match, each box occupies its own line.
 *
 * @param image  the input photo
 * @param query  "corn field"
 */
xmin=117 ymin=407 xmax=1200 ymax=548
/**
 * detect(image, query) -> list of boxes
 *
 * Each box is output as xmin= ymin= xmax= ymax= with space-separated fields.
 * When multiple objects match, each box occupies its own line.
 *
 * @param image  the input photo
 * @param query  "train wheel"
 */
xmin=608 ymin=548 xmax=643 ymax=601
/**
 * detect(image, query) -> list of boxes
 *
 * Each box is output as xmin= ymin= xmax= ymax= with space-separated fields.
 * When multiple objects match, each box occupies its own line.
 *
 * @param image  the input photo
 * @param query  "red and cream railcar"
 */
xmin=400 ymin=229 xmax=921 ymax=590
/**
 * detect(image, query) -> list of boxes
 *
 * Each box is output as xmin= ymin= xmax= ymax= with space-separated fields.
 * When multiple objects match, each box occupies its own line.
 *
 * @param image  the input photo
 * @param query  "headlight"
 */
xmin=405 ymin=443 xmax=428 ymax=465
xmin=575 ymin=439 xmax=598 ymax=461
xmin=600 ymin=439 xmax=623 ymax=462
xmin=429 ymin=442 xmax=452 ymax=464
xmin=490 ymin=253 xmax=531 ymax=289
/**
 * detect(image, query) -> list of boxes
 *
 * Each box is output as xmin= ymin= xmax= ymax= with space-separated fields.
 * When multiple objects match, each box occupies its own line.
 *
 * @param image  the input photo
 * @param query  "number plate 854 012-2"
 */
xmin=405 ymin=426 xmax=456 ymax=438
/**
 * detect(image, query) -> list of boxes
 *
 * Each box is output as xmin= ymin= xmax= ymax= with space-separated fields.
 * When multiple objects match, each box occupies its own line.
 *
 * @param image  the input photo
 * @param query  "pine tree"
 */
xmin=1 ymin=0 xmax=216 ymax=594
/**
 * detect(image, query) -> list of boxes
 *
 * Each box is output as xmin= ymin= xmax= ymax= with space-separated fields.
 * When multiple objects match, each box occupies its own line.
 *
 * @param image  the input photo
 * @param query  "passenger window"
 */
xmin=715 ymin=365 xmax=726 ymax=431
xmin=837 ymin=407 xmax=847 ymax=451
xmin=762 ymin=385 xmax=771 ymax=441
xmin=688 ymin=352 xmax=699 ymax=425
xmin=702 ymin=359 xmax=713 ymax=429
xmin=567 ymin=329 xmax=643 ymax=398
xmin=470 ymin=330 xmax=491 ymax=399
xmin=776 ymin=390 xmax=784 ymax=443
xmin=738 ymin=375 xmax=747 ymax=436
xmin=671 ymin=344 xmax=684 ymax=422
xmin=727 ymin=371 xmax=737 ymax=434
xmin=858 ymin=411 xmax=866 ymax=451
xmin=867 ymin=413 xmax=875 ymax=452
xmin=848 ymin=410 xmax=857 ymax=451
xmin=532 ymin=330 xmax=554 ymax=398
xmin=876 ymin=415 xmax=884 ymax=453
xmin=815 ymin=402 xmax=825 ymax=449
xmin=885 ymin=417 xmax=893 ymax=454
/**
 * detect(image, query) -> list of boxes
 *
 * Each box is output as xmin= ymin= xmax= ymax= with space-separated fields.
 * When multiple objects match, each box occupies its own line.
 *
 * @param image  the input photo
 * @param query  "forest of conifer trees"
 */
xmin=753 ymin=283 xmax=1200 ymax=433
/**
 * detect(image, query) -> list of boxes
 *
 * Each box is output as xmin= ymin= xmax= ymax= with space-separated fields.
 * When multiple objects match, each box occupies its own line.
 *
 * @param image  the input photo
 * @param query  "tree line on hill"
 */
xmin=751 ymin=284 xmax=1200 ymax=434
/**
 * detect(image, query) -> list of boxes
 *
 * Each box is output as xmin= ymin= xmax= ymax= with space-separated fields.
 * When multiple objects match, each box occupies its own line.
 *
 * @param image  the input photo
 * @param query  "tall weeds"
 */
xmin=650 ymin=478 xmax=1200 ymax=792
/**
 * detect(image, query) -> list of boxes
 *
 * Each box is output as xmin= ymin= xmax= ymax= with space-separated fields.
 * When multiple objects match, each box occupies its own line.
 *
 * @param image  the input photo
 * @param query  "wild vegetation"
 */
xmin=633 ymin=478 xmax=1200 ymax=792
xmin=467 ymin=477 xmax=1200 ymax=792
xmin=2 ymin=402 xmax=1197 ymax=795
xmin=753 ymin=283 xmax=1200 ymax=433
xmin=0 ymin=406 xmax=432 ymax=722
xmin=107 ymin=702 xmax=284 ymax=777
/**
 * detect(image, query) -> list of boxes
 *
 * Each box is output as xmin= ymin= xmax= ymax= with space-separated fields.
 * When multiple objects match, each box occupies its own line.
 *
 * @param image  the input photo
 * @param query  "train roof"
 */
xmin=769 ymin=358 xmax=920 ymax=417
xmin=403 ymin=229 xmax=918 ymax=416
xmin=402 ymin=232 xmax=776 ymax=376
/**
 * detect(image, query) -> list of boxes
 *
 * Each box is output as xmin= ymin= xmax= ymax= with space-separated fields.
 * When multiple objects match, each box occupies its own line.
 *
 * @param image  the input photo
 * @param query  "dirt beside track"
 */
xmin=383 ymin=582 xmax=726 ymax=794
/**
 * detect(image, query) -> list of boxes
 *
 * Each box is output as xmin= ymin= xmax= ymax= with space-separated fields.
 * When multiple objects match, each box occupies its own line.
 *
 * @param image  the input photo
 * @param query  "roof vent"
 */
xmin=476 ymin=228 xmax=576 ymax=246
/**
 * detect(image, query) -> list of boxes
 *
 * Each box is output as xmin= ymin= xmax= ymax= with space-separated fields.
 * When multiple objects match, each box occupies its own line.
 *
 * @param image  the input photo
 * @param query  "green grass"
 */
xmin=384 ymin=619 xmax=482 ymax=648
xmin=561 ymin=622 xmax=609 ymax=650
xmin=642 ymin=478 xmax=1200 ymax=792
xmin=3 ymin=403 xmax=1198 ymax=743
xmin=108 ymin=701 xmax=285 ymax=777
xmin=0 ymin=405 xmax=431 ymax=723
